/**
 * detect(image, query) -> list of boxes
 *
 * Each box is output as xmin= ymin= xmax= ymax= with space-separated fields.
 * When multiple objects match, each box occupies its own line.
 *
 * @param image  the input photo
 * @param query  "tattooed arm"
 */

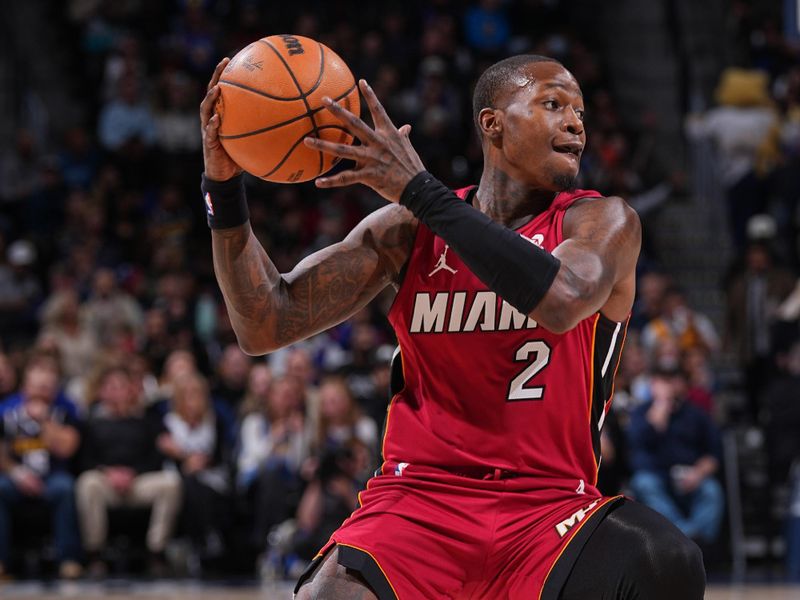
xmin=200 ymin=59 xmax=418 ymax=355
xmin=212 ymin=204 xmax=416 ymax=355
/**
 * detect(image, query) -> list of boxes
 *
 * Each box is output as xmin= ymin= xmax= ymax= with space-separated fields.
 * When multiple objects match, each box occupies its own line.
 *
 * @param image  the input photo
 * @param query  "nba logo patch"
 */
xmin=204 ymin=192 xmax=215 ymax=216
xmin=394 ymin=462 xmax=409 ymax=476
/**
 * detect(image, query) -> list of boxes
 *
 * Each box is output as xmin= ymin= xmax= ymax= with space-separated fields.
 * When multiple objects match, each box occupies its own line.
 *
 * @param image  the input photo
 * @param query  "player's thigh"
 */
xmin=559 ymin=499 xmax=705 ymax=600
xmin=295 ymin=546 xmax=378 ymax=600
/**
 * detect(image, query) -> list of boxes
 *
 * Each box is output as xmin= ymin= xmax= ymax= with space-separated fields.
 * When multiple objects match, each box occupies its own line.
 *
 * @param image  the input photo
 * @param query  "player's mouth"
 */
xmin=552 ymin=141 xmax=583 ymax=158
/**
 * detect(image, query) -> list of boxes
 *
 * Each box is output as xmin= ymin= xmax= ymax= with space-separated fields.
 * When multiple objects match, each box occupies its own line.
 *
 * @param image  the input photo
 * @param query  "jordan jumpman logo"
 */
xmin=429 ymin=245 xmax=458 ymax=276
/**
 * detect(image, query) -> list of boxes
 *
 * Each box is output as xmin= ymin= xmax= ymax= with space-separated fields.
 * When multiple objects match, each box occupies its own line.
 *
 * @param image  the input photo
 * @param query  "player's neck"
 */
xmin=476 ymin=167 xmax=557 ymax=228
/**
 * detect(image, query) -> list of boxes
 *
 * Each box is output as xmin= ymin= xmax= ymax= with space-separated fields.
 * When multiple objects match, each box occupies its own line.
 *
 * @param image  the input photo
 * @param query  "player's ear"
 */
xmin=479 ymin=108 xmax=503 ymax=145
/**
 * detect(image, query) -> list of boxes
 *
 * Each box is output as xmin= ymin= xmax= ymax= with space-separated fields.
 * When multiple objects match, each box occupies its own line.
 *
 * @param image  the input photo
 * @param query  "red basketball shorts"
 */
xmin=295 ymin=462 xmax=622 ymax=600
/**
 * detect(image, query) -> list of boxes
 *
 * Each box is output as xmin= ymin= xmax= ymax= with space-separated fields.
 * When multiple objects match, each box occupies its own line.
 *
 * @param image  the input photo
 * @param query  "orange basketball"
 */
xmin=216 ymin=35 xmax=360 ymax=183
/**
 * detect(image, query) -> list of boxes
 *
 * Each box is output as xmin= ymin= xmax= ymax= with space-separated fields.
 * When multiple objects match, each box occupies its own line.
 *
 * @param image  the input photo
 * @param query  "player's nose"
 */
xmin=561 ymin=108 xmax=583 ymax=135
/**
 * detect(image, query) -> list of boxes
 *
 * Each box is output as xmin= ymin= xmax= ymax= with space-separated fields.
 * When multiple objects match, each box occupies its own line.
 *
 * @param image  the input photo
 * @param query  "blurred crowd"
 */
xmin=0 ymin=0 xmax=799 ymax=583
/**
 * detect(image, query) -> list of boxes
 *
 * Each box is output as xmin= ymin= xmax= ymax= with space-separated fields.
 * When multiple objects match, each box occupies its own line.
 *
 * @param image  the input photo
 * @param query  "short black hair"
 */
xmin=472 ymin=54 xmax=563 ymax=138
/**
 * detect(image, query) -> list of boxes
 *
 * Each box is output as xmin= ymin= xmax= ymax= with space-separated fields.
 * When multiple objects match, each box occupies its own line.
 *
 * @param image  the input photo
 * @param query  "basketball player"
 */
xmin=200 ymin=55 xmax=706 ymax=599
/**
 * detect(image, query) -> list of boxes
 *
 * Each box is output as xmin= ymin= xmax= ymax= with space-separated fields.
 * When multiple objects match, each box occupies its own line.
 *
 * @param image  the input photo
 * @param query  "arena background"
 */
xmin=0 ymin=0 xmax=799 ymax=598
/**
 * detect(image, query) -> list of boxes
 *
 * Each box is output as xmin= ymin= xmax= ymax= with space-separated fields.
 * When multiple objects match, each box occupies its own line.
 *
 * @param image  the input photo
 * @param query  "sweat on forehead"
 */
xmin=472 ymin=54 xmax=564 ymax=132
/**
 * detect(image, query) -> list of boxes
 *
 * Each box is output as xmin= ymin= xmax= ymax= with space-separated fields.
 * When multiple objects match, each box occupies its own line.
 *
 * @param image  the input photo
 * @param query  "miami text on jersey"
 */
xmin=409 ymin=290 xmax=539 ymax=334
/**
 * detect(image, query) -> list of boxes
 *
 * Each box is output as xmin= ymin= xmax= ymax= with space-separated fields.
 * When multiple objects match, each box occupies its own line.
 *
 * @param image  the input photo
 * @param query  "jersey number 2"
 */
xmin=507 ymin=340 xmax=551 ymax=401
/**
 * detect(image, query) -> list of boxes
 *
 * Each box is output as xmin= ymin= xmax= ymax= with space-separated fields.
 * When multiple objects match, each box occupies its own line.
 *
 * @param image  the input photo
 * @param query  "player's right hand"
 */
xmin=200 ymin=57 xmax=242 ymax=182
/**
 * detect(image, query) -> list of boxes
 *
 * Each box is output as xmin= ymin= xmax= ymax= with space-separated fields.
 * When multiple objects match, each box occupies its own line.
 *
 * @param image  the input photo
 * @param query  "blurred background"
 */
xmin=0 ymin=0 xmax=799 ymax=596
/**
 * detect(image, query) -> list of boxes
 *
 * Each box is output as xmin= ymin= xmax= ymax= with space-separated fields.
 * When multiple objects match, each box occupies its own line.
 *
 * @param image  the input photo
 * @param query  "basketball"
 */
xmin=216 ymin=34 xmax=360 ymax=183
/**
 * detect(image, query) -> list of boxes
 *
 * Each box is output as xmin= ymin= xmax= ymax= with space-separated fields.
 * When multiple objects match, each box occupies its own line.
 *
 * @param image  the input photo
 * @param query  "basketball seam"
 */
xmin=259 ymin=38 xmax=325 ymax=176
xmin=261 ymin=124 xmax=350 ymax=179
xmin=219 ymin=82 xmax=357 ymax=140
xmin=218 ymin=78 xmax=307 ymax=101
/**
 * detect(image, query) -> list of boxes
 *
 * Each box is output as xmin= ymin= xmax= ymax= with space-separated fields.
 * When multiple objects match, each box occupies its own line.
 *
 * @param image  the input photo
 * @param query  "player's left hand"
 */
xmin=304 ymin=79 xmax=426 ymax=203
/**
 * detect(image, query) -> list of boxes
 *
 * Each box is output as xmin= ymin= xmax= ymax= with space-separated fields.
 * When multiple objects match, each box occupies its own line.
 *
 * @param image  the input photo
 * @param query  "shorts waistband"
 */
xmin=447 ymin=466 xmax=521 ymax=480
xmin=381 ymin=462 xmax=521 ymax=480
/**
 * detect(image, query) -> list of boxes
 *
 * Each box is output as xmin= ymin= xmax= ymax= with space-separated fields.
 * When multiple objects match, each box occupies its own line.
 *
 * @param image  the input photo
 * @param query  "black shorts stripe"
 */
xmin=294 ymin=543 xmax=398 ymax=600
xmin=540 ymin=495 xmax=625 ymax=600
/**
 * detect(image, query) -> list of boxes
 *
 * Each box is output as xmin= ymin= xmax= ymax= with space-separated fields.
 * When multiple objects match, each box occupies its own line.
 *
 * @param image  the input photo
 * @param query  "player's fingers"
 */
xmin=322 ymin=97 xmax=379 ymax=144
xmin=206 ymin=113 xmax=221 ymax=143
xmin=314 ymin=169 xmax=363 ymax=189
xmin=207 ymin=58 xmax=230 ymax=91
xmin=200 ymin=85 xmax=220 ymax=127
xmin=359 ymin=79 xmax=396 ymax=131
xmin=398 ymin=124 xmax=412 ymax=137
xmin=304 ymin=137 xmax=368 ymax=161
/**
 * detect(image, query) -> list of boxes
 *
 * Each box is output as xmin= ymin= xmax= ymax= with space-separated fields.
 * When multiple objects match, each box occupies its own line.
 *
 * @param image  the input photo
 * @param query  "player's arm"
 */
xmin=211 ymin=204 xmax=415 ymax=354
xmin=201 ymin=59 xmax=416 ymax=355
xmin=537 ymin=196 xmax=641 ymax=331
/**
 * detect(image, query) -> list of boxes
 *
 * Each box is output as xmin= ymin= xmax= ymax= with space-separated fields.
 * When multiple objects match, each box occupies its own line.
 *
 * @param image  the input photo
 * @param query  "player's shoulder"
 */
xmin=566 ymin=194 xmax=640 ymax=234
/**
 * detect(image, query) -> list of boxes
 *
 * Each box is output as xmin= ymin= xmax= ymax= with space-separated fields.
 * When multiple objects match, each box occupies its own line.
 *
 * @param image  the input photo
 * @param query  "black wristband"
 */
xmin=201 ymin=173 xmax=249 ymax=230
xmin=399 ymin=171 xmax=561 ymax=314
xmin=400 ymin=171 xmax=435 ymax=207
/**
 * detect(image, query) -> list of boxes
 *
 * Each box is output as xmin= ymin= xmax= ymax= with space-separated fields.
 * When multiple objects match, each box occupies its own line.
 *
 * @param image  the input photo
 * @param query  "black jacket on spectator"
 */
xmin=80 ymin=412 xmax=165 ymax=473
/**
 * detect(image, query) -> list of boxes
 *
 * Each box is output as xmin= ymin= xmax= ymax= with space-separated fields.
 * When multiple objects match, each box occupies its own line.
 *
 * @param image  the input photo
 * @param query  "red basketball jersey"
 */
xmin=385 ymin=187 xmax=628 ymax=488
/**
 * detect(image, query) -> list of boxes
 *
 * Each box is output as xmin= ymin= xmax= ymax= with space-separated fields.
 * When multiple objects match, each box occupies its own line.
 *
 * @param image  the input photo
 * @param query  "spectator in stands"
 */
xmin=157 ymin=372 xmax=230 ymax=567
xmin=681 ymin=346 xmax=717 ymax=415
xmin=58 ymin=126 xmax=99 ymax=192
xmin=725 ymin=238 xmax=795 ymax=420
xmin=285 ymin=346 xmax=319 ymax=394
xmin=358 ymin=344 xmax=395 ymax=432
xmin=627 ymin=365 xmax=724 ymax=544
xmin=37 ymin=289 xmax=98 ymax=380
xmin=0 ymin=240 xmax=43 ymax=348
xmin=155 ymin=71 xmax=202 ymax=155
xmin=211 ymin=343 xmax=252 ymax=412
xmin=0 ymin=358 xmax=82 ymax=579
xmin=686 ymin=67 xmax=778 ymax=249
xmin=239 ymin=363 xmax=273 ymax=417
xmin=76 ymin=365 xmax=181 ymax=577
xmin=290 ymin=442 xmax=364 ymax=567
xmin=98 ymin=73 xmax=157 ymax=152
xmin=236 ymin=375 xmax=308 ymax=551
xmin=314 ymin=375 xmax=378 ymax=477
xmin=0 ymin=130 xmax=46 ymax=220
xmin=609 ymin=331 xmax=650 ymax=415
xmin=630 ymin=270 xmax=670 ymax=331
xmin=338 ymin=320 xmax=382 ymax=406
xmin=641 ymin=285 xmax=720 ymax=359
xmin=148 ymin=190 xmax=193 ymax=273
xmin=82 ymin=268 xmax=144 ymax=349
xmin=157 ymin=349 xmax=197 ymax=401
xmin=141 ymin=308 xmax=173 ymax=378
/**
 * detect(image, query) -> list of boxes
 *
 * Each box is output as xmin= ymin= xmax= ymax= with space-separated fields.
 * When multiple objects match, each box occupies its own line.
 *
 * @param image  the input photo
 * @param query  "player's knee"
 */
xmin=639 ymin=528 xmax=706 ymax=599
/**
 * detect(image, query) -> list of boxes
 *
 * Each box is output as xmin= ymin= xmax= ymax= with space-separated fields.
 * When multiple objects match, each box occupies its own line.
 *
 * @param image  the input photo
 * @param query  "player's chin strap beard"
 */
xmin=552 ymin=172 xmax=578 ymax=192
xmin=400 ymin=171 xmax=561 ymax=314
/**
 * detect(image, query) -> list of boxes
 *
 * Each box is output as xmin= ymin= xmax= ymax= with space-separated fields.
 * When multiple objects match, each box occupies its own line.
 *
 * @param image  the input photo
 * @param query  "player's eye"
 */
xmin=575 ymin=109 xmax=585 ymax=121
xmin=543 ymin=100 xmax=559 ymax=110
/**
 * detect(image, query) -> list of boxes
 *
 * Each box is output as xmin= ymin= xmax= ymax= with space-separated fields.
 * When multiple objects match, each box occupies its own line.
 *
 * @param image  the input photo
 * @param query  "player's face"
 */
xmin=497 ymin=62 xmax=586 ymax=191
